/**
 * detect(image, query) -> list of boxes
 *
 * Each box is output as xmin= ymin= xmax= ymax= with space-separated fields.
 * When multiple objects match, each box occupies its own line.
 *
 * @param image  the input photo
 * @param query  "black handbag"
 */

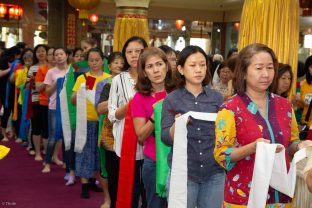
xmin=300 ymin=99 xmax=312 ymax=140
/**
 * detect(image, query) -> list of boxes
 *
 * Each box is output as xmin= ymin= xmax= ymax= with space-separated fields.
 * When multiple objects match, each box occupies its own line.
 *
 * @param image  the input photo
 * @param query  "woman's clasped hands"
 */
xmin=253 ymin=138 xmax=284 ymax=153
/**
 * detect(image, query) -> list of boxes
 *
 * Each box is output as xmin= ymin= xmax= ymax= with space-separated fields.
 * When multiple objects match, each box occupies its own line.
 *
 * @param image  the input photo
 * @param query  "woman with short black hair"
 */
xmin=162 ymin=45 xmax=225 ymax=208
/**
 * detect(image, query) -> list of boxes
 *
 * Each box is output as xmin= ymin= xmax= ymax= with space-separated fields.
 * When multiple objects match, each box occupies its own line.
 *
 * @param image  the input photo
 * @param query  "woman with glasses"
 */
xmin=9 ymin=49 xmax=33 ymax=145
xmin=108 ymin=36 xmax=148 ymax=208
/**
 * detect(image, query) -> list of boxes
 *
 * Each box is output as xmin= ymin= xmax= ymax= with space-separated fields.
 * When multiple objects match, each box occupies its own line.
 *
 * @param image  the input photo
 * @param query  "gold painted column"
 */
xmin=113 ymin=0 xmax=150 ymax=51
xmin=238 ymin=0 xmax=299 ymax=97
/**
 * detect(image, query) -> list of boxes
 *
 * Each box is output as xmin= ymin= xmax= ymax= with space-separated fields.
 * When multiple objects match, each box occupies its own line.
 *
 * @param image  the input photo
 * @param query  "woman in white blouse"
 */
xmin=108 ymin=36 xmax=148 ymax=208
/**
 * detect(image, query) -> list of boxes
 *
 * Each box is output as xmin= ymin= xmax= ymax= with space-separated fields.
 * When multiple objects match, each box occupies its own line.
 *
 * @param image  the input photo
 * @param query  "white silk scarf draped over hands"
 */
xmin=248 ymin=142 xmax=309 ymax=208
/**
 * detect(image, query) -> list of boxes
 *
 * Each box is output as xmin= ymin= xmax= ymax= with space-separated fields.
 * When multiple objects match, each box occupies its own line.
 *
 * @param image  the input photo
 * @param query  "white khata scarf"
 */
xmin=168 ymin=111 xmax=310 ymax=208
xmin=74 ymin=83 xmax=95 ymax=153
xmin=60 ymin=78 xmax=71 ymax=151
xmin=168 ymin=111 xmax=217 ymax=208
xmin=248 ymin=142 xmax=308 ymax=208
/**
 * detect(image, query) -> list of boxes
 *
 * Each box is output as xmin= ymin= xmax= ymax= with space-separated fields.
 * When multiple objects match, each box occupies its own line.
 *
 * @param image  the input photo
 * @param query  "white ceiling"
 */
xmin=102 ymin=0 xmax=244 ymax=11
xmin=148 ymin=0 xmax=244 ymax=10
xmin=100 ymin=0 xmax=312 ymax=30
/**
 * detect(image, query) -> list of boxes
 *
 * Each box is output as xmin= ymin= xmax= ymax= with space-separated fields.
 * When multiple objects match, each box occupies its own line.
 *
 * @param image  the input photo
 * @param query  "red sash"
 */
xmin=116 ymin=100 xmax=137 ymax=208
xmin=307 ymin=129 xmax=312 ymax=140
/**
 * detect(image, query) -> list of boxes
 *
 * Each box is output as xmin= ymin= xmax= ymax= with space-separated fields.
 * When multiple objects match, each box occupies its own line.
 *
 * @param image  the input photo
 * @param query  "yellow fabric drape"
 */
xmin=238 ymin=0 xmax=299 ymax=98
xmin=113 ymin=14 xmax=149 ymax=52
xmin=12 ymin=68 xmax=28 ymax=121
xmin=12 ymin=88 xmax=18 ymax=121
xmin=0 ymin=145 xmax=10 ymax=160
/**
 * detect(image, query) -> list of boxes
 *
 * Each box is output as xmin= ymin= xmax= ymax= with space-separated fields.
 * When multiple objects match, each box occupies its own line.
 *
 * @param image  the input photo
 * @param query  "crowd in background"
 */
xmin=1 ymin=36 xmax=312 ymax=208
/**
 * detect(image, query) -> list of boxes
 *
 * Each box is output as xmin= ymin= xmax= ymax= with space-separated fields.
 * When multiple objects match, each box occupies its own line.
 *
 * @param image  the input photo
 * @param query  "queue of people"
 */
xmin=1 ymin=37 xmax=312 ymax=208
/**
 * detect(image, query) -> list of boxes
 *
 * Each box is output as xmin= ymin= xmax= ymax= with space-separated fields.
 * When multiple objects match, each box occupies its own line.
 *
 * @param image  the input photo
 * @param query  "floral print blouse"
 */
xmin=214 ymin=93 xmax=299 ymax=208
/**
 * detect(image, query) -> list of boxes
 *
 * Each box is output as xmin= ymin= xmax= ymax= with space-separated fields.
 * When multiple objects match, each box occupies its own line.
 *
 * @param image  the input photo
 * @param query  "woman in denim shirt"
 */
xmin=161 ymin=45 xmax=225 ymax=208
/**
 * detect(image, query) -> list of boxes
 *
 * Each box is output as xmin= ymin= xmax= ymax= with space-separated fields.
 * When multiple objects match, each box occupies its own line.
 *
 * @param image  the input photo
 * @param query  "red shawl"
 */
xmin=116 ymin=100 xmax=137 ymax=208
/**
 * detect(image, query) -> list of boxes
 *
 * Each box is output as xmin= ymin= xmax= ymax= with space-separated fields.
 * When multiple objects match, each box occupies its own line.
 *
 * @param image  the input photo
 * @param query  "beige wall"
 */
xmin=224 ymin=9 xmax=241 ymax=22
xmin=91 ymin=2 xmax=116 ymax=16
xmin=92 ymin=1 xmax=241 ymax=22
xmin=3 ymin=0 xmax=240 ymax=47
xmin=148 ymin=7 xmax=223 ymax=21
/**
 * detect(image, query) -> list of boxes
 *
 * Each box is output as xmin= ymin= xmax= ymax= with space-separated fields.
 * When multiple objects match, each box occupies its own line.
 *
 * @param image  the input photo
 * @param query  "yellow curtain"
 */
xmin=113 ymin=12 xmax=150 ymax=52
xmin=238 ymin=0 xmax=299 ymax=97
